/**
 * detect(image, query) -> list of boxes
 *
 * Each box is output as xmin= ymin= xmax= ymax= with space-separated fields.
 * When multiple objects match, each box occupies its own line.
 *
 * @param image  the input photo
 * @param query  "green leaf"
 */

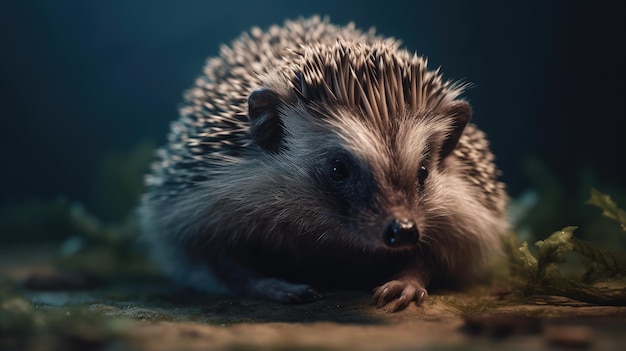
xmin=535 ymin=226 xmax=576 ymax=264
xmin=586 ymin=188 xmax=626 ymax=231
xmin=534 ymin=226 xmax=577 ymax=282
xmin=572 ymin=237 xmax=626 ymax=283
xmin=518 ymin=241 xmax=538 ymax=281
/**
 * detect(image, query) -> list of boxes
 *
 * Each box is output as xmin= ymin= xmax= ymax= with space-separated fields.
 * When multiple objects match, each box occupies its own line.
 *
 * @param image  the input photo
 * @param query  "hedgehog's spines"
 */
xmin=282 ymin=40 xmax=465 ymax=137
xmin=145 ymin=15 xmax=505 ymax=220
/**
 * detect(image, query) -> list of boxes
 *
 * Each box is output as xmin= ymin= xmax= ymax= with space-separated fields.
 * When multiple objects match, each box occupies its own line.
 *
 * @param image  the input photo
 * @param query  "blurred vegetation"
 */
xmin=507 ymin=189 xmax=626 ymax=304
xmin=90 ymin=140 xmax=155 ymax=222
xmin=0 ymin=141 xmax=154 ymax=244
xmin=0 ymin=197 xmax=78 ymax=244
xmin=513 ymin=156 xmax=626 ymax=247
xmin=0 ymin=141 xmax=157 ymax=278
xmin=0 ymin=276 xmax=132 ymax=351
xmin=471 ymin=154 xmax=626 ymax=305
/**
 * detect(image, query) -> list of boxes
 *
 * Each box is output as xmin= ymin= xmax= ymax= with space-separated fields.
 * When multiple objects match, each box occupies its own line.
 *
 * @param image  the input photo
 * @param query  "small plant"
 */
xmin=586 ymin=188 xmax=626 ymax=232
xmin=514 ymin=189 xmax=626 ymax=305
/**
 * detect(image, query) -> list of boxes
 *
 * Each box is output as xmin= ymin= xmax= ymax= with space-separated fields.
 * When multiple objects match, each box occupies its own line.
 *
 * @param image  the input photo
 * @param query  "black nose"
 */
xmin=383 ymin=219 xmax=419 ymax=248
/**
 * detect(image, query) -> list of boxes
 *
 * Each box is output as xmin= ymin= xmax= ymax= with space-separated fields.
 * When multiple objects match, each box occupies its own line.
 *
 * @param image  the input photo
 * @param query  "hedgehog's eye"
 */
xmin=329 ymin=158 xmax=349 ymax=182
xmin=417 ymin=165 xmax=429 ymax=186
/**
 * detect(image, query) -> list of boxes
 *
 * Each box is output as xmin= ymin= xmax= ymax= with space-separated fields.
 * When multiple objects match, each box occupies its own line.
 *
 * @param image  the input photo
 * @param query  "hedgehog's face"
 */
xmin=310 ymin=146 xmax=425 ymax=251
xmin=248 ymin=87 xmax=471 ymax=253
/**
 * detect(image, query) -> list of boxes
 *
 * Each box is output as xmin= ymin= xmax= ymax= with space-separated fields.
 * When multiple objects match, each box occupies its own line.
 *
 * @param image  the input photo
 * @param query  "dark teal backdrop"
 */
xmin=1 ymin=0 xmax=624 ymax=223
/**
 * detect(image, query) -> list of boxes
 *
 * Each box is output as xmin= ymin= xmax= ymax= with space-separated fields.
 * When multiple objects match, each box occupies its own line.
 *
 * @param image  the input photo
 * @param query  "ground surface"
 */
xmin=1 ymin=246 xmax=626 ymax=351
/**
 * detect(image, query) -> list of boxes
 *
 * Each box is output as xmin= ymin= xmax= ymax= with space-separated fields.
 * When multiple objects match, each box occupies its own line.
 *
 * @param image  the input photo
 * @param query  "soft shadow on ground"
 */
xmin=3 ymin=246 xmax=626 ymax=351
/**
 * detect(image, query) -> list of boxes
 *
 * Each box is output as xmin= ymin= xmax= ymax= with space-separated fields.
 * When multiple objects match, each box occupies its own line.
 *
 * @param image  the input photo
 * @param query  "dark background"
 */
xmin=1 ymin=0 xmax=624 ymax=229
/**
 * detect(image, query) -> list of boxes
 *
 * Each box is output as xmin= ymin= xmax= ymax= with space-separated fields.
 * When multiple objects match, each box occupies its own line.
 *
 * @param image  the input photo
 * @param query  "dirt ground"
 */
xmin=2 ymin=246 xmax=626 ymax=351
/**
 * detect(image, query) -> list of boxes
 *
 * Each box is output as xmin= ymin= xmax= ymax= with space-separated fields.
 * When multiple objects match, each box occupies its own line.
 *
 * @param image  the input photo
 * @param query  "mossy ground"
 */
xmin=2 ymin=246 xmax=626 ymax=351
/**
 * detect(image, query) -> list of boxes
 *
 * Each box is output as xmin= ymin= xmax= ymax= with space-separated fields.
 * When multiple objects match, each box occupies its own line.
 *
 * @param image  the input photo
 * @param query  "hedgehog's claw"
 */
xmin=371 ymin=279 xmax=427 ymax=312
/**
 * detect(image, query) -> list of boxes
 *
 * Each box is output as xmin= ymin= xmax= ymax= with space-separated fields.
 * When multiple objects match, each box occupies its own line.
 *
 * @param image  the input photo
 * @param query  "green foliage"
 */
xmin=0 ymin=141 xmax=158 ymax=276
xmin=586 ymin=188 xmax=626 ymax=231
xmin=573 ymin=237 xmax=626 ymax=283
xmin=534 ymin=226 xmax=576 ymax=282
xmin=514 ymin=190 xmax=626 ymax=305
xmin=0 ymin=278 xmax=130 ymax=349
xmin=512 ymin=157 xmax=626 ymax=248
xmin=66 ymin=203 xmax=138 ymax=248
xmin=92 ymin=140 xmax=155 ymax=221
xmin=517 ymin=242 xmax=538 ymax=281
xmin=53 ymin=203 xmax=157 ymax=277
xmin=518 ymin=227 xmax=575 ymax=291
xmin=0 ymin=141 xmax=154 ymax=244
xmin=0 ymin=197 xmax=76 ymax=243
xmin=49 ymin=141 xmax=159 ymax=277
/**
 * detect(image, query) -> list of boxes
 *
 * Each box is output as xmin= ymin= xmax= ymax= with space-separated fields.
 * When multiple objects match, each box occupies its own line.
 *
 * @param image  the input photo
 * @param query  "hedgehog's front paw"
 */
xmin=248 ymin=278 xmax=322 ymax=304
xmin=371 ymin=279 xmax=428 ymax=312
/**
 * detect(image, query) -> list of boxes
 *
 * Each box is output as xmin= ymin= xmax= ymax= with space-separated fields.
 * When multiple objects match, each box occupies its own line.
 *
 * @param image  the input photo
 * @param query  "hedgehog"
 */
xmin=139 ymin=16 xmax=508 ymax=312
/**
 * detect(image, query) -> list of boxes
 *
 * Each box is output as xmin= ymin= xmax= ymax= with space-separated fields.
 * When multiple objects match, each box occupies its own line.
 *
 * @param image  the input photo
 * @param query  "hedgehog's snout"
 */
xmin=383 ymin=218 xmax=419 ymax=249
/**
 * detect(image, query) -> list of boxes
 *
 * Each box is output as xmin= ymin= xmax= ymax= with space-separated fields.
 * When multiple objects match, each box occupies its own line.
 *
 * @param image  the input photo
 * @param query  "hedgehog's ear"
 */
xmin=440 ymin=101 xmax=471 ymax=159
xmin=248 ymin=88 xmax=284 ymax=152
